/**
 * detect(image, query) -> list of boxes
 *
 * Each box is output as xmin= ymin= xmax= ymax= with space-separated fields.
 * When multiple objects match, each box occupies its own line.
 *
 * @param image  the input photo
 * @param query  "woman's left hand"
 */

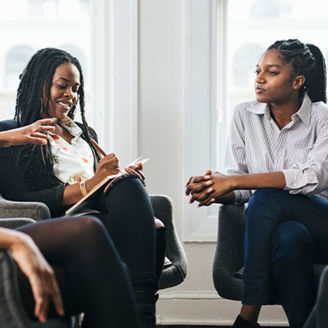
xmin=124 ymin=162 xmax=145 ymax=181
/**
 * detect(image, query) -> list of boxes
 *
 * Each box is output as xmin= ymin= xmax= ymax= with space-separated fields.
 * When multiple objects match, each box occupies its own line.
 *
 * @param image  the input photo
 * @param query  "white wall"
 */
xmin=138 ymin=0 xmax=287 ymax=325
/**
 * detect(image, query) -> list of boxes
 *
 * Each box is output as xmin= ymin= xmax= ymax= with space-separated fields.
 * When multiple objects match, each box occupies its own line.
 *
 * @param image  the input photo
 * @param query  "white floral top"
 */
xmin=48 ymin=118 xmax=95 ymax=184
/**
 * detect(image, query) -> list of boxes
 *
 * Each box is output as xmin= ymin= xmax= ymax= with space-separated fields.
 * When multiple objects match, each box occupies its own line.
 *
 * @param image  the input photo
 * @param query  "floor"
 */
xmin=157 ymin=326 xmax=285 ymax=328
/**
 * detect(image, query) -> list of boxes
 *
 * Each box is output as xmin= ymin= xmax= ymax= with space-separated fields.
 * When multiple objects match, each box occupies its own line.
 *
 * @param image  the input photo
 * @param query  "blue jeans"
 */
xmin=243 ymin=188 xmax=328 ymax=328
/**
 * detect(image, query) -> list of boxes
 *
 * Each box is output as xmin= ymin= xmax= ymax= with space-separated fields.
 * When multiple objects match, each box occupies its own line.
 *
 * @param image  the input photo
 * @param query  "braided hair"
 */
xmin=268 ymin=39 xmax=327 ymax=103
xmin=14 ymin=48 xmax=100 ymax=190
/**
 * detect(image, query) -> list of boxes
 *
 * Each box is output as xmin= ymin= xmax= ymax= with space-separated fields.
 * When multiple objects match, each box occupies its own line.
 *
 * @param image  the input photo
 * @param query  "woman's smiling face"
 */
xmin=43 ymin=62 xmax=80 ymax=120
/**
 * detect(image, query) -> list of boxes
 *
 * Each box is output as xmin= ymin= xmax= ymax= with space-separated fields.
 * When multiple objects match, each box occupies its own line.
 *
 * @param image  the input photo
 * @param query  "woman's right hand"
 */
xmin=185 ymin=169 xmax=213 ymax=199
xmin=10 ymin=233 xmax=64 ymax=322
xmin=93 ymin=153 xmax=121 ymax=181
xmin=0 ymin=118 xmax=56 ymax=147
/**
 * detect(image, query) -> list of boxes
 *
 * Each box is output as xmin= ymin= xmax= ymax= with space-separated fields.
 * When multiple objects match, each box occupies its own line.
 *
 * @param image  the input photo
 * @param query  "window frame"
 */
xmin=90 ymin=0 xmax=138 ymax=164
xmin=184 ymin=0 xmax=226 ymax=242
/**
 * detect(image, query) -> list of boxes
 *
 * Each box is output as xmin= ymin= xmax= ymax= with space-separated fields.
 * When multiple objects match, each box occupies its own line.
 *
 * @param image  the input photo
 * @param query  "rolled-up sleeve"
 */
xmin=283 ymin=117 xmax=328 ymax=195
xmin=225 ymin=104 xmax=252 ymax=203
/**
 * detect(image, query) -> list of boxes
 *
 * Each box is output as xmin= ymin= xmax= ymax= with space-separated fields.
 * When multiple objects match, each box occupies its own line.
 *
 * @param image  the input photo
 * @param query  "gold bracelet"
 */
xmin=80 ymin=180 xmax=88 ymax=197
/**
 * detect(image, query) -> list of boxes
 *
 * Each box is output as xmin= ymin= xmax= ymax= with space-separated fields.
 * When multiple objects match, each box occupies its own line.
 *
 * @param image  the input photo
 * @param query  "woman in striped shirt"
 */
xmin=186 ymin=39 xmax=328 ymax=328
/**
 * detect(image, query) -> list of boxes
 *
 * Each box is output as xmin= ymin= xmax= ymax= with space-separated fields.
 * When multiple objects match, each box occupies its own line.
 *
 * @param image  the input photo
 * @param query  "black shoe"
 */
xmin=233 ymin=315 xmax=261 ymax=328
xmin=135 ymin=292 xmax=158 ymax=328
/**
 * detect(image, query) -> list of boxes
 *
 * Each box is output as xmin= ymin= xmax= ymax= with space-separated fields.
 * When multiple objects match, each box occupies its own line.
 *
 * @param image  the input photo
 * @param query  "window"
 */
xmin=5 ymin=45 xmax=35 ymax=88
xmin=224 ymin=0 xmax=328 ymax=142
xmin=0 ymin=0 xmax=90 ymax=119
xmin=184 ymin=0 xmax=328 ymax=241
xmin=29 ymin=0 xmax=59 ymax=17
xmin=0 ymin=0 xmax=138 ymax=163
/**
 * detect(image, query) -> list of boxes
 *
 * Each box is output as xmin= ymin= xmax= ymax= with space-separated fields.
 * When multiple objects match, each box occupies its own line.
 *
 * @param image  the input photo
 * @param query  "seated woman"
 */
xmin=0 ymin=48 xmax=164 ymax=328
xmin=0 ymin=121 xmax=139 ymax=327
xmin=186 ymin=39 xmax=328 ymax=328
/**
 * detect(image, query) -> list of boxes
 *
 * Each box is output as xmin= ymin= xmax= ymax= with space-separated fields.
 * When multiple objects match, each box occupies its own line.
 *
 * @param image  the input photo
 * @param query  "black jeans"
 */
xmin=93 ymin=175 xmax=158 ymax=295
xmin=18 ymin=216 xmax=140 ymax=328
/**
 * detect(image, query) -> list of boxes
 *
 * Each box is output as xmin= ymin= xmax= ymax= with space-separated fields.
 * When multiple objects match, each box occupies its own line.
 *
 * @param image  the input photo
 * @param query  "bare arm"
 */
xmin=0 ymin=119 xmax=56 ymax=147
xmin=186 ymin=171 xmax=285 ymax=206
xmin=62 ymin=153 xmax=121 ymax=206
xmin=62 ymin=153 xmax=147 ymax=206
xmin=231 ymin=171 xmax=285 ymax=190
xmin=0 ymin=228 xmax=64 ymax=322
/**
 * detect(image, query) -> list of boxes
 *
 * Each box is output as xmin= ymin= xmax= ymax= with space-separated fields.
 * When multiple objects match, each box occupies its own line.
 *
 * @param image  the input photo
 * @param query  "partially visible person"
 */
xmin=0 ymin=123 xmax=140 ymax=327
xmin=186 ymin=39 xmax=328 ymax=328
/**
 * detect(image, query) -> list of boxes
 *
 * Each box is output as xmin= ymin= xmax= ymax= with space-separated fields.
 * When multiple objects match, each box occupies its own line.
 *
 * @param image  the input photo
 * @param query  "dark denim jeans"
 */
xmin=242 ymin=188 xmax=328 ymax=328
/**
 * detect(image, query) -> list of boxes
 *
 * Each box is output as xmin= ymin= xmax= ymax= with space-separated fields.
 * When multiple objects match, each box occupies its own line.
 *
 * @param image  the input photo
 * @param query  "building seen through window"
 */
xmin=0 ymin=0 xmax=90 ymax=119
xmin=217 ymin=0 xmax=328 ymax=170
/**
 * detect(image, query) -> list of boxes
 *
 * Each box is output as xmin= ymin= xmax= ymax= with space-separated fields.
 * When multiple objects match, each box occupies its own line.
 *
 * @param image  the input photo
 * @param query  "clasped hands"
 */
xmin=185 ymin=170 xmax=233 ymax=206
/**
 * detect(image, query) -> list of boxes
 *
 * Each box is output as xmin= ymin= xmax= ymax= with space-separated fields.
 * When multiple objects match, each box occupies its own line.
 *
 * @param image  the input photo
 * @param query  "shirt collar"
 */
xmin=59 ymin=117 xmax=83 ymax=138
xmin=292 ymin=93 xmax=312 ymax=125
xmin=246 ymin=93 xmax=312 ymax=125
xmin=49 ymin=117 xmax=83 ymax=140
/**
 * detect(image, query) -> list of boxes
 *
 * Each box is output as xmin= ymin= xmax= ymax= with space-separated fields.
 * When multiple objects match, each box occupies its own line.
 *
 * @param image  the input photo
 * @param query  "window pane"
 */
xmin=226 ymin=0 xmax=328 ymax=124
xmin=217 ymin=0 xmax=328 ymax=169
xmin=0 ymin=0 xmax=90 ymax=120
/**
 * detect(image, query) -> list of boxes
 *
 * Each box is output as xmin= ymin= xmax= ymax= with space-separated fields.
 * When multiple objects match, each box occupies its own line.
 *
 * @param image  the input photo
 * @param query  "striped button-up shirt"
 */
xmin=225 ymin=93 xmax=328 ymax=203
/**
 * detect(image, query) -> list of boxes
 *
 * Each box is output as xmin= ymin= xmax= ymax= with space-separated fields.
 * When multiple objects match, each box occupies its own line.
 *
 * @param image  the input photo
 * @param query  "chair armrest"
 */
xmin=213 ymin=203 xmax=246 ymax=300
xmin=150 ymin=194 xmax=187 ymax=289
xmin=0 ymin=250 xmax=31 ymax=327
xmin=0 ymin=251 xmax=73 ymax=328
xmin=0 ymin=218 xmax=36 ymax=229
xmin=0 ymin=195 xmax=50 ymax=221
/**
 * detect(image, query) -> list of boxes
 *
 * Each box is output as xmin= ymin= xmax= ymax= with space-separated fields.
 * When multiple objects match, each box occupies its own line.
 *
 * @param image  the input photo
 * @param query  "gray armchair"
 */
xmin=0 ymin=195 xmax=50 ymax=222
xmin=0 ymin=194 xmax=187 ymax=327
xmin=213 ymin=204 xmax=326 ymax=301
xmin=0 ymin=217 xmax=73 ymax=328
xmin=150 ymin=194 xmax=187 ymax=289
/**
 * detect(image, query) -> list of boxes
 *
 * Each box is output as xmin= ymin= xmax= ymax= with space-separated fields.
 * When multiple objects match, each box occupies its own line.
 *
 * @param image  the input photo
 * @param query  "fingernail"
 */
xmin=208 ymin=188 xmax=213 ymax=192
xmin=206 ymin=181 xmax=212 ymax=185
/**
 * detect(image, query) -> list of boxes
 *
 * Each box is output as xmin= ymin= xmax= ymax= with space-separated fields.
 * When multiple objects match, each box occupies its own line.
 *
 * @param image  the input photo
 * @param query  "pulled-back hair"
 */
xmin=14 ymin=48 xmax=100 ymax=190
xmin=268 ymin=39 xmax=327 ymax=103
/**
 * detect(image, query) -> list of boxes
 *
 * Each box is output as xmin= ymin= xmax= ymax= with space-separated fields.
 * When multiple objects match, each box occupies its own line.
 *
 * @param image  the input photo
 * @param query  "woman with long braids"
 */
xmin=0 ymin=47 xmax=164 ymax=328
xmin=0 ymin=122 xmax=139 ymax=327
xmin=186 ymin=39 xmax=328 ymax=328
